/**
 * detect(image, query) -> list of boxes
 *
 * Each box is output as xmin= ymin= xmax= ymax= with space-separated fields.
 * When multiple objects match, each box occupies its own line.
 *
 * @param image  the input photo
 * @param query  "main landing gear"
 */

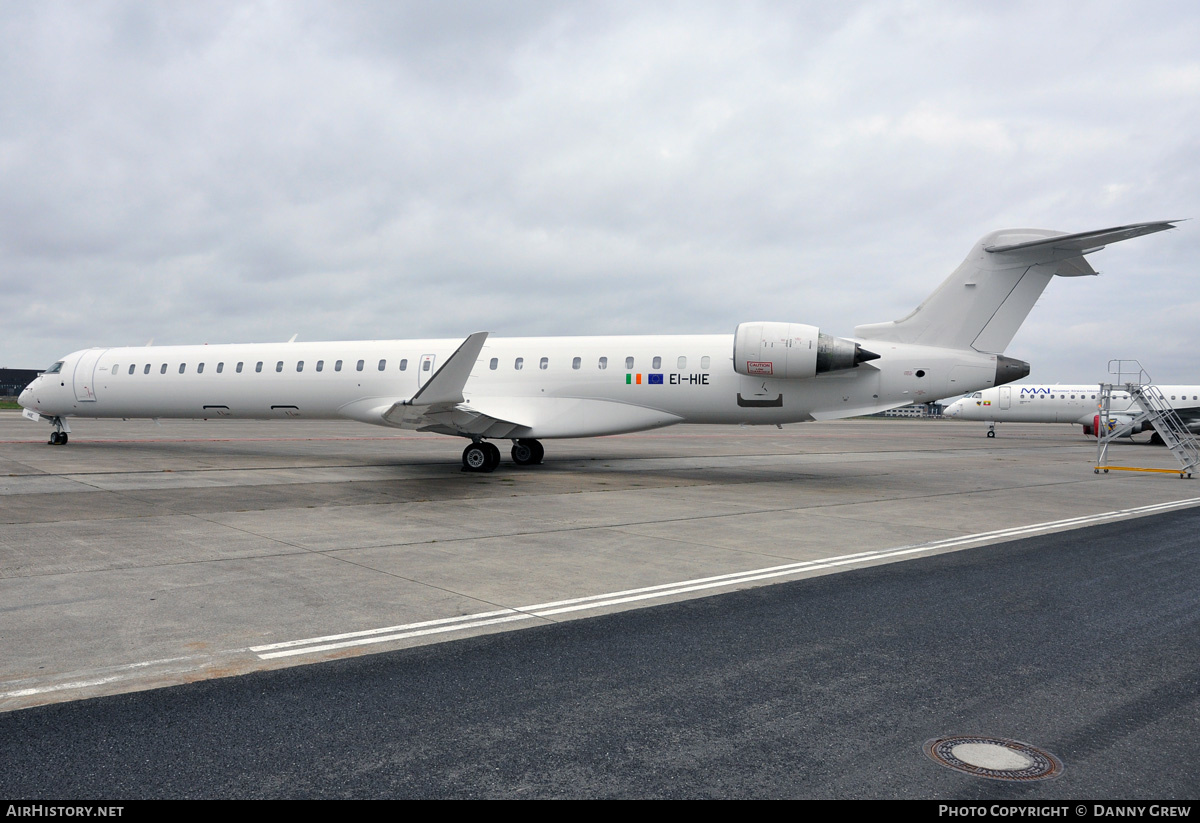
xmin=510 ymin=438 xmax=544 ymax=466
xmin=986 ymin=422 xmax=996 ymax=438
xmin=461 ymin=438 xmax=544 ymax=473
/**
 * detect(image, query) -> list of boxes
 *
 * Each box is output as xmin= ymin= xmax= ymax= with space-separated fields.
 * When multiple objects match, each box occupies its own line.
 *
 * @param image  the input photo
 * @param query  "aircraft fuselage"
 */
xmin=20 ymin=334 xmax=1003 ymax=438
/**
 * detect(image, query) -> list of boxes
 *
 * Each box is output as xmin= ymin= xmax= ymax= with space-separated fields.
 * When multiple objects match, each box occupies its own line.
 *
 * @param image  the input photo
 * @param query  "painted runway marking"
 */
xmin=250 ymin=496 xmax=1200 ymax=660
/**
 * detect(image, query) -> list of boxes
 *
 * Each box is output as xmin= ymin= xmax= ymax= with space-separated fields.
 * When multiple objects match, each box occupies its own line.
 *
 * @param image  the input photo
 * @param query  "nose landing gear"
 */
xmin=46 ymin=417 xmax=70 ymax=446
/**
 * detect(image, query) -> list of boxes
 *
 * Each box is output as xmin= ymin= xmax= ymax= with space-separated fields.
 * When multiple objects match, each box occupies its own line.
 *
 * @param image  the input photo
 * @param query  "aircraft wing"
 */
xmin=370 ymin=330 xmax=684 ymax=438
xmin=379 ymin=331 xmax=529 ymax=436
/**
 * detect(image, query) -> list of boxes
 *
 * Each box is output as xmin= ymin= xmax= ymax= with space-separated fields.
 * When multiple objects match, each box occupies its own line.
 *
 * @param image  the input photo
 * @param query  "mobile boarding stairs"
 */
xmin=1095 ymin=360 xmax=1200 ymax=479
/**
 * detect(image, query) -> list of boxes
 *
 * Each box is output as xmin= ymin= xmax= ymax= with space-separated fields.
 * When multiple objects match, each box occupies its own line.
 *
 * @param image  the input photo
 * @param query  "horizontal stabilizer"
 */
xmin=984 ymin=221 xmax=1181 ymax=255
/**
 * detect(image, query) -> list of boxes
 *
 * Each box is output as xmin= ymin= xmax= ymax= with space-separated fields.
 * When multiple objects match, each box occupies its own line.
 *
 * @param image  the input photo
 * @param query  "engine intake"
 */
xmin=733 ymin=322 xmax=878 ymax=380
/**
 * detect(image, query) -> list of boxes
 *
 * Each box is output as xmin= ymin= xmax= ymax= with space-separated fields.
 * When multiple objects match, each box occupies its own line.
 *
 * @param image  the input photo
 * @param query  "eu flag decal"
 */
xmin=648 ymin=373 xmax=664 ymax=385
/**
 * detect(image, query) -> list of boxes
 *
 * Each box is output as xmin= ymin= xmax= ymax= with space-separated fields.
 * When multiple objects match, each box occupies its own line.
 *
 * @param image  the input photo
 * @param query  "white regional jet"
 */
xmin=19 ymin=221 xmax=1178 ymax=472
xmin=944 ymin=383 xmax=1200 ymax=441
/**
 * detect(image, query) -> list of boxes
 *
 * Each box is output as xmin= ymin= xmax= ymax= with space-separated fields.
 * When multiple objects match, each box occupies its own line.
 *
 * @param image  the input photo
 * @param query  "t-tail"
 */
xmin=853 ymin=221 xmax=1181 ymax=384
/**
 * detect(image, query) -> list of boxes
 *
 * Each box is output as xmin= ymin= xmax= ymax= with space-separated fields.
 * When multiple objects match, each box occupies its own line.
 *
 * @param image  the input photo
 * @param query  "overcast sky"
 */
xmin=3 ymin=1 xmax=1198 ymax=384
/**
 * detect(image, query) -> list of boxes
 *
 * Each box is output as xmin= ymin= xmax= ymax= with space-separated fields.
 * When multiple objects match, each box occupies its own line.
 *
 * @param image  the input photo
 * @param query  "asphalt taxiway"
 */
xmin=3 ymin=413 xmax=1197 ymax=718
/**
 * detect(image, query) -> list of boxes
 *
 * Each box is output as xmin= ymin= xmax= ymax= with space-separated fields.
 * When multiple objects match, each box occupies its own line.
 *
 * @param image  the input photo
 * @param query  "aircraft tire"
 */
xmin=511 ymin=441 xmax=535 ymax=465
xmin=462 ymin=443 xmax=494 ymax=472
xmin=511 ymin=439 xmax=544 ymax=466
xmin=986 ymin=430 xmax=995 ymax=438
xmin=483 ymin=442 xmax=501 ymax=472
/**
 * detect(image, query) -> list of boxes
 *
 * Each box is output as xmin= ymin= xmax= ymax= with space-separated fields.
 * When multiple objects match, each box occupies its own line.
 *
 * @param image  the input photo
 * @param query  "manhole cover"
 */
xmin=924 ymin=736 xmax=1063 ymax=781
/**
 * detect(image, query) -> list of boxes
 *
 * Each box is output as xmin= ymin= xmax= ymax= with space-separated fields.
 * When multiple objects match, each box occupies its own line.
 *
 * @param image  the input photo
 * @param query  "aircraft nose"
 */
xmin=18 ymin=385 xmax=32 ymax=407
xmin=944 ymin=402 xmax=961 ymax=417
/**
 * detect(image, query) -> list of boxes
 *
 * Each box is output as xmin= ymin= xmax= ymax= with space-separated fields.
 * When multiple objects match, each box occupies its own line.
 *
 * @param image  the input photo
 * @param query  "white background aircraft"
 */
xmin=944 ymin=382 xmax=1200 ymax=441
xmin=19 ymin=222 xmax=1177 ymax=471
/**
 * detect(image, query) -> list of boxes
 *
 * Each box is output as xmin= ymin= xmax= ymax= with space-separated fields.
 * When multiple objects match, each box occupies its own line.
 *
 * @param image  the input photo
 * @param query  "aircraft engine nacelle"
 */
xmin=1092 ymin=414 xmax=1146 ymax=437
xmin=733 ymin=322 xmax=878 ymax=379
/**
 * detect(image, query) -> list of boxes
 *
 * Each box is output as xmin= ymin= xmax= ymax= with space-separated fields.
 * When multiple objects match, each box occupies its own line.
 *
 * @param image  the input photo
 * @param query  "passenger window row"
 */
xmin=486 ymin=355 xmax=713 ymax=371
xmin=114 ymin=353 xmax=720 ymax=377
xmin=115 ymin=359 xmax=412 ymax=375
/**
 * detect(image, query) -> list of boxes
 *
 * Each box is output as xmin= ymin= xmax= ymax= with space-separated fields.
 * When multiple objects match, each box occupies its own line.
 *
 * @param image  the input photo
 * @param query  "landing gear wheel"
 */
xmin=483 ymin=442 xmax=501 ymax=472
xmin=462 ymin=443 xmax=489 ymax=472
xmin=462 ymin=442 xmax=500 ymax=473
xmin=510 ymin=439 xmax=544 ymax=466
xmin=48 ymin=431 xmax=67 ymax=445
xmin=986 ymin=430 xmax=995 ymax=438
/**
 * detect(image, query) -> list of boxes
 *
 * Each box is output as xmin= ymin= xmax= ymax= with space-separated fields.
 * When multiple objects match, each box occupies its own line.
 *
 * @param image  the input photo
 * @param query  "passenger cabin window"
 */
xmin=701 ymin=356 xmax=710 ymax=370
xmin=128 ymin=364 xmax=135 ymax=375
xmin=540 ymin=357 xmax=549 ymax=370
xmin=256 ymin=362 xmax=263 ymax=373
xmin=179 ymin=364 xmax=186 ymax=374
xmin=216 ymin=363 xmax=224 ymax=374
xmin=161 ymin=364 xmax=167 ymax=374
xmin=112 ymin=364 xmax=119 ymax=375
xmin=316 ymin=360 xmax=323 ymax=372
xmin=399 ymin=359 xmax=408 ymax=371
xmin=515 ymin=357 xmax=524 ymax=370
xmin=625 ymin=356 xmax=634 ymax=369
xmin=276 ymin=361 xmax=284 ymax=373
xmin=678 ymin=356 xmax=687 ymax=369
xmin=378 ymin=359 xmax=386 ymax=371
xmin=598 ymin=357 xmax=608 ymax=370
xmin=297 ymin=361 xmax=305 ymax=372
xmin=236 ymin=362 xmax=244 ymax=373
xmin=335 ymin=360 xmax=342 ymax=372
xmin=652 ymin=356 xmax=661 ymax=369
xmin=356 ymin=360 xmax=364 ymax=372
xmin=423 ymin=360 xmax=431 ymax=372
xmin=572 ymin=357 xmax=581 ymax=370
xmin=197 ymin=363 xmax=204 ymax=374
xmin=144 ymin=364 xmax=151 ymax=375
xmin=490 ymin=358 xmax=498 ymax=370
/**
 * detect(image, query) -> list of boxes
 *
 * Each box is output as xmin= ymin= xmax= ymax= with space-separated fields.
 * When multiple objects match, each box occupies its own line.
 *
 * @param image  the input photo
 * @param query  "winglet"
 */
xmin=406 ymin=332 xmax=489 ymax=407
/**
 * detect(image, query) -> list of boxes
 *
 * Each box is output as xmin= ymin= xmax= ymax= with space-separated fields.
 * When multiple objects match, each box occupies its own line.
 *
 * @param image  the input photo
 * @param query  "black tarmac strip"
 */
xmin=1 ymin=509 xmax=1198 ymax=800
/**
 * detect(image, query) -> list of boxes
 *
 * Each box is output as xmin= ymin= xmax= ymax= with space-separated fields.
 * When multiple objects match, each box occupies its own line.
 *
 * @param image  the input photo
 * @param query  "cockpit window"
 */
xmin=45 ymin=361 xmax=64 ymax=375
xmin=971 ymin=392 xmax=982 ymax=398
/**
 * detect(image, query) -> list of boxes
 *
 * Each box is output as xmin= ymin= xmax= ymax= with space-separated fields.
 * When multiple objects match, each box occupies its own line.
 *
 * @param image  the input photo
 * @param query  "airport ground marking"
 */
xmin=6 ymin=497 xmax=1198 ymax=701
xmin=0 ymin=655 xmax=206 ymax=701
xmin=252 ymin=496 xmax=1200 ymax=660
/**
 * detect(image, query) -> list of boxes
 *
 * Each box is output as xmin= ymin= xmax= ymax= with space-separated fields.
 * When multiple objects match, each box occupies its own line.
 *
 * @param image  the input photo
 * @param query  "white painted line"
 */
xmin=0 ymin=655 xmax=204 ymax=700
xmin=253 ymin=496 xmax=1200 ymax=660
